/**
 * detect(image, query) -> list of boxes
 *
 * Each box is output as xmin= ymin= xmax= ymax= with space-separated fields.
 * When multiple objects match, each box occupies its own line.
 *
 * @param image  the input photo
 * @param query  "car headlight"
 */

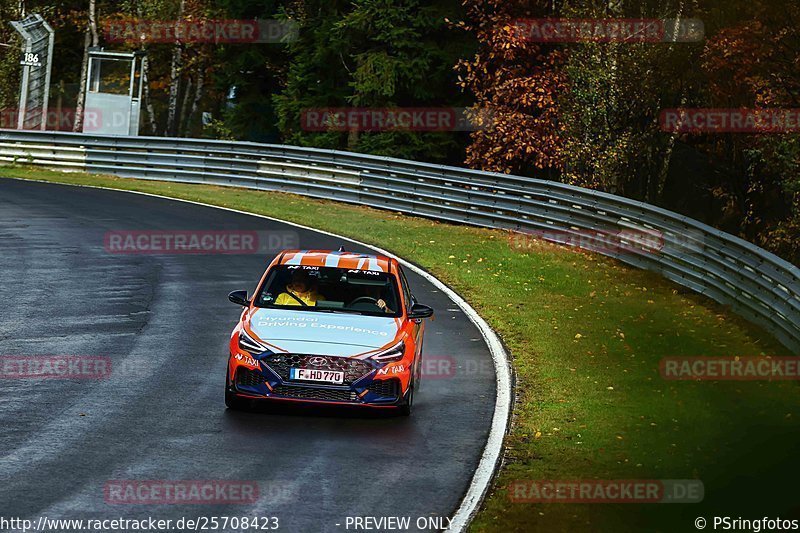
xmin=370 ymin=341 xmax=405 ymax=363
xmin=238 ymin=329 xmax=269 ymax=355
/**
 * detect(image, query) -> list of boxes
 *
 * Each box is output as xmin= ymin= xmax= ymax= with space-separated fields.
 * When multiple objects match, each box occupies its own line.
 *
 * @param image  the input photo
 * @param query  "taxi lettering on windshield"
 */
xmin=348 ymin=269 xmax=380 ymax=275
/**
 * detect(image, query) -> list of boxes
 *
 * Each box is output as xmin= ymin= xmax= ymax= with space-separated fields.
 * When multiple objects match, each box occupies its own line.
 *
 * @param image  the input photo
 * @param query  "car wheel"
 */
xmin=225 ymin=374 xmax=249 ymax=411
xmin=398 ymin=378 xmax=414 ymax=416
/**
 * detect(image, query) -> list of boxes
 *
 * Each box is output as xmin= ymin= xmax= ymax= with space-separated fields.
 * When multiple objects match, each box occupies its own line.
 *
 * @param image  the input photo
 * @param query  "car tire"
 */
xmin=398 ymin=378 xmax=414 ymax=416
xmin=225 ymin=374 xmax=249 ymax=411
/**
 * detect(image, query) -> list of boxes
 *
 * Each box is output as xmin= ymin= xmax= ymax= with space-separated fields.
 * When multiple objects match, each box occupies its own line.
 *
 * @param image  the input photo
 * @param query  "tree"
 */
xmin=701 ymin=0 xmax=800 ymax=262
xmin=456 ymin=0 xmax=565 ymax=175
xmin=557 ymin=0 xmax=703 ymax=200
xmin=163 ymin=0 xmax=185 ymax=135
xmin=0 ymin=0 xmax=24 ymax=118
xmin=74 ymin=0 xmax=98 ymax=131
xmin=274 ymin=0 xmax=472 ymax=162
xmin=207 ymin=0 xmax=288 ymax=142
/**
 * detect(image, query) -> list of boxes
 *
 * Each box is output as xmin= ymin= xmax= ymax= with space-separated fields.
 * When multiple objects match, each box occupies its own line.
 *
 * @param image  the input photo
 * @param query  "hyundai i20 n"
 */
xmin=226 ymin=249 xmax=434 ymax=415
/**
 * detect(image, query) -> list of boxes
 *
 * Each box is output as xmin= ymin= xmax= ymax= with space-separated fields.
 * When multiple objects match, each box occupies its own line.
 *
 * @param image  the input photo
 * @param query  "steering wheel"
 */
xmin=349 ymin=296 xmax=379 ymax=306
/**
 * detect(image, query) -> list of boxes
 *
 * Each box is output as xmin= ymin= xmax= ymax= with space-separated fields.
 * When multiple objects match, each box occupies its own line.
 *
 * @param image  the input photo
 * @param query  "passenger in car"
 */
xmin=275 ymin=270 xmax=324 ymax=306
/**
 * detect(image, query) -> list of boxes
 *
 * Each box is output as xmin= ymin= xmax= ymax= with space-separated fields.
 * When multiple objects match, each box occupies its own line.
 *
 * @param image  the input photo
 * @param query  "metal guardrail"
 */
xmin=1 ymin=129 xmax=798 ymax=353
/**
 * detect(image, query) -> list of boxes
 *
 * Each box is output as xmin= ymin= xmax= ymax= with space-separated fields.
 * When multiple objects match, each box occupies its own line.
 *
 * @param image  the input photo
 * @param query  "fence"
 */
xmin=1 ymin=129 xmax=798 ymax=353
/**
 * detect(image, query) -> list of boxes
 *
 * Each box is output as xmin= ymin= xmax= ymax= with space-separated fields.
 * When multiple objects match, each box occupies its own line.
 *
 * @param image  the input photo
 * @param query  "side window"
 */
xmin=397 ymin=265 xmax=413 ymax=311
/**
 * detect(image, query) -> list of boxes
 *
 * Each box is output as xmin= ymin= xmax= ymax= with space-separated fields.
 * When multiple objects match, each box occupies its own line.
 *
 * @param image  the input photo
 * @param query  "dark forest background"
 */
xmin=1 ymin=0 xmax=797 ymax=263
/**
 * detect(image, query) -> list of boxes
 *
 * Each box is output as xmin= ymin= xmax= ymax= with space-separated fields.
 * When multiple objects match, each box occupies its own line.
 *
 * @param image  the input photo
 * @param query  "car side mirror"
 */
xmin=408 ymin=303 xmax=434 ymax=319
xmin=228 ymin=290 xmax=250 ymax=307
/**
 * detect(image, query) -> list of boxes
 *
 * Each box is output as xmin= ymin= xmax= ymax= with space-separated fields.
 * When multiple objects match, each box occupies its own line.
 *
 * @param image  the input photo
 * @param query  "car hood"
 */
xmin=248 ymin=308 xmax=399 ymax=357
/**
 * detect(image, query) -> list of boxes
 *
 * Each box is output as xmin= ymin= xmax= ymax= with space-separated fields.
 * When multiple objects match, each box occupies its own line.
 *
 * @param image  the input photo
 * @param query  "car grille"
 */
xmin=262 ymin=354 xmax=374 ymax=384
xmin=367 ymin=378 xmax=401 ymax=400
xmin=235 ymin=368 xmax=264 ymax=388
xmin=271 ymin=385 xmax=358 ymax=403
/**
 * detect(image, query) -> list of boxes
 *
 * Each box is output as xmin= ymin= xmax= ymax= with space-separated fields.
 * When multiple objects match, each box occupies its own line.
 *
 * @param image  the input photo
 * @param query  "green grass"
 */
xmin=2 ymin=166 xmax=798 ymax=532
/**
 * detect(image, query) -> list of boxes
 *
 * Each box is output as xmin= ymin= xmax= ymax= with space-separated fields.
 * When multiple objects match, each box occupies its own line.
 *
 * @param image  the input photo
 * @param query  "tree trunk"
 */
xmin=141 ymin=55 xmax=158 ymax=135
xmin=73 ymin=30 xmax=90 ymax=132
xmin=165 ymin=0 xmax=186 ymax=136
xmin=178 ymin=76 xmax=193 ymax=136
xmin=88 ymin=0 xmax=99 ymax=46
xmin=653 ymin=0 xmax=690 ymax=203
xmin=184 ymin=65 xmax=205 ymax=136
xmin=74 ymin=0 xmax=98 ymax=132
xmin=135 ymin=2 xmax=158 ymax=136
xmin=607 ymin=0 xmax=623 ymax=193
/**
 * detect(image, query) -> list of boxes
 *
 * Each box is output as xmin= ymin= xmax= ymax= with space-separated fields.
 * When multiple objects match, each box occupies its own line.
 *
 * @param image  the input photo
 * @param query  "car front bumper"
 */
xmin=228 ymin=353 xmax=410 ymax=407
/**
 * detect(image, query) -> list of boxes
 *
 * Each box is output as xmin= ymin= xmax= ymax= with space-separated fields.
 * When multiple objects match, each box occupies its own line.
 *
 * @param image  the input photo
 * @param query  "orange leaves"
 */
xmin=457 ymin=3 xmax=567 ymax=175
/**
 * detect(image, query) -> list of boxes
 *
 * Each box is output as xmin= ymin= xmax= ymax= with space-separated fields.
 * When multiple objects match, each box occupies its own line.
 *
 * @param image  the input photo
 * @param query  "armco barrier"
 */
xmin=1 ymin=129 xmax=798 ymax=353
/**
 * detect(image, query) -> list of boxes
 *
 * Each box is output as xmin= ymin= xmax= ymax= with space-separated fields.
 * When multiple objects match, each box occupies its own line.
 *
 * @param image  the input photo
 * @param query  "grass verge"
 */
xmin=1 ymin=166 xmax=798 ymax=532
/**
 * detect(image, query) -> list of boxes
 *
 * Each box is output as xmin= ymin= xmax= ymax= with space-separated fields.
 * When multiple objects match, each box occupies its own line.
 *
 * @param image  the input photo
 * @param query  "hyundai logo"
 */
xmin=308 ymin=356 xmax=327 ymax=366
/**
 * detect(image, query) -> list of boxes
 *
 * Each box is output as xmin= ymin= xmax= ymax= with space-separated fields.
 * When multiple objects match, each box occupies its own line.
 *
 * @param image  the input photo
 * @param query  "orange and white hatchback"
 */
xmin=226 ymin=249 xmax=434 ymax=415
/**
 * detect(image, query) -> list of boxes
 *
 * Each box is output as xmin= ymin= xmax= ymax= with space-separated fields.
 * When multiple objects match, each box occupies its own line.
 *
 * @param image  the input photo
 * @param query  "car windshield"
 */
xmin=254 ymin=265 xmax=403 ymax=317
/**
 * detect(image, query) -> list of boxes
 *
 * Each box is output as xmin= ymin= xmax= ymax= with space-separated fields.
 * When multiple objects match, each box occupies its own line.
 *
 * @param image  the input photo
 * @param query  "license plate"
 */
xmin=290 ymin=368 xmax=344 ymax=385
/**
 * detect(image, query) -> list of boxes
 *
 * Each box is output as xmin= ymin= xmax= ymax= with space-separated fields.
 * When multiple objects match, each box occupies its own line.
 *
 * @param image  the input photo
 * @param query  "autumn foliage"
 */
xmin=456 ymin=0 xmax=799 ymax=263
xmin=0 ymin=0 xmax=797 ymax=262
xmin=455 ymin=0 xmax=565 ymax=174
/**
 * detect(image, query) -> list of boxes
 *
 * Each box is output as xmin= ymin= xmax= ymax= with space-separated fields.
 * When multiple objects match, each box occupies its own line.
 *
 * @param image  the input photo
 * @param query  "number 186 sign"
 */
xmin=20 ymin=52 xmax=42 ymax=67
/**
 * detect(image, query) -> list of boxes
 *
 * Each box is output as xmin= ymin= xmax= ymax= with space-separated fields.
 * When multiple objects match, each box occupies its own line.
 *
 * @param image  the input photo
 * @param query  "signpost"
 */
xmin=9 ymin=14 xmax=54 ymax=130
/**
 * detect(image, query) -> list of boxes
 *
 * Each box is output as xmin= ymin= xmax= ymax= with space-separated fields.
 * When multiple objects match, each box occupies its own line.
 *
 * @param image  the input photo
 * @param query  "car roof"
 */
xmin=277 ymin=250 xmax=395 ymax=273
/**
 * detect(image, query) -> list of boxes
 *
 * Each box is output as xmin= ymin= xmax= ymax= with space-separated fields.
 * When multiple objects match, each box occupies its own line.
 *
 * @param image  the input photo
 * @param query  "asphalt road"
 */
xmin=0 ymin=179 xmax=497 ymax=532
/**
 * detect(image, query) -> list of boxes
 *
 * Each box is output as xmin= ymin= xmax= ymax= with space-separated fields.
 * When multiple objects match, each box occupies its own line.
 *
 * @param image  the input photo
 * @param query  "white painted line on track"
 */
xmin=4 ymin=176 xmax=514 ymax=532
